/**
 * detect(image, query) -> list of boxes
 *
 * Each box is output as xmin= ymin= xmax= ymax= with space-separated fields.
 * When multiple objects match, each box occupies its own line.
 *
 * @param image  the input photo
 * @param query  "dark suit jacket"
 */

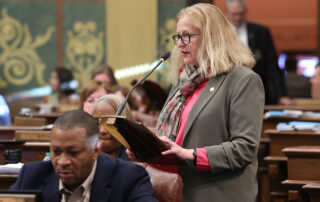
xmin=247 ymin=22 xmax=286 ymax=104
xmin=10 ymin=153 xmax=158 ymax=202
xmin=116 ymin=145 xmax=130 ymax=161
xmin=163 ymin=66 xmax=264 ymax=202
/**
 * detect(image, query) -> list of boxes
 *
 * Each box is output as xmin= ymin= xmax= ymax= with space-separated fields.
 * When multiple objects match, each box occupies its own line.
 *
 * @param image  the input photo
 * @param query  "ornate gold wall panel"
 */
xmin=0 ymin=7 xmax=54 ymax=92
xmin=0 ymin=0 xmax=186 ymax=94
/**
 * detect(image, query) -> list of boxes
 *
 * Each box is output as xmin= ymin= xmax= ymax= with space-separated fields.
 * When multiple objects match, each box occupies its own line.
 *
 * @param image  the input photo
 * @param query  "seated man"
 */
xmin=10 ymin=110 xmax=157 ymax=202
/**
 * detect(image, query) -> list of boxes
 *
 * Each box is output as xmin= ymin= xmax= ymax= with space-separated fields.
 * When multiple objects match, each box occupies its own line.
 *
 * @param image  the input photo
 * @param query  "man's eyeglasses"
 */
xmin=172 ymin=33 xmax=200 ymax=45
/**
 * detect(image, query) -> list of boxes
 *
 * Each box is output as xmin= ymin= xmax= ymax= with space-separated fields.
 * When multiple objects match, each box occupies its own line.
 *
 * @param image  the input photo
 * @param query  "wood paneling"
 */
xmin=214 ymin=0 xmax=317 ymax=54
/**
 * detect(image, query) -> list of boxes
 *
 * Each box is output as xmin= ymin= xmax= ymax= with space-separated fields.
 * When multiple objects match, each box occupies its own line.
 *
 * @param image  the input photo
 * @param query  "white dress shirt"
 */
xmin=232 ymin=22 xmax=248 ymax=46
xmin=59 ymin=161 xmax=97 ymax=202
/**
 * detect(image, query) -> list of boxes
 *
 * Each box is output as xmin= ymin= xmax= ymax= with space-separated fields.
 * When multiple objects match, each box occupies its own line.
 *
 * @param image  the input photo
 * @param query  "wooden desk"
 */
xmin=282 ymin=146 xmax=320 ymax=202
xmin=0 ymin=126 xmax=50 ymax=142
xmin=32 ymin=112 xmax=61 ymax=124
xmin=303 ymin=183 xmax=320 ymax=202
xmin=265 ymin=105 xmax=320 ymax=112
xmin=13 ymin=116 xmax=46 ymax=126
xmin=264 ymin=155 xmax=288 ymax=202
xmin=266 ymin=130 xmax=320 ymax=157
xmin=283 ymin=146 xmax=320 ymax=181
xmin=12 ymin=111 xmax=61 ymax=126
xmin=282 ymin=180 xmax=320 ymax=202
xmin=0 ymin=126 xmax=45 ymax=138
xmin=0 ymin=127 xmax=51 ymax=188
xmin=0 ymin=142 xmax=50 ymax=165
xmin=262 ymin=116 xmax=320 ymax=139
xmin=261 ymin=104 xmax=320 ymax=201
xmin=258 ymin=115 xmax=320 ymax=202
xmin=264 ymin=130 xmax=320 ymax=202
xmin=257 ymin=138 xmax=271 ymax=202
xmin=0 ymin=174 xmax=18 ymax=189
xmin=293 ymin=99 xmax=320 ymax=106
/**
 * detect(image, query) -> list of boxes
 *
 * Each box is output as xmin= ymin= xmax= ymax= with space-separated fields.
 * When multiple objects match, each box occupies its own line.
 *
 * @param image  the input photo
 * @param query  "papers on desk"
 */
xmin=264 ymin=110 xmax=320 ymax=119
xmin=264 ymin=110 xmax=303 ymax=119
xmin=42 ymin=124 xmax=53 ymax=130
xmin=277 ymin=121 xmax=320 ymax=131
xmin=0 ymin=163 xmax=23 ymax=174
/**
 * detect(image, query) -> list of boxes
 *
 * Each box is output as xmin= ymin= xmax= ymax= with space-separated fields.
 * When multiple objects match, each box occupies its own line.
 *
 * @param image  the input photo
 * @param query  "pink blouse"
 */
xmin=151 ymin=79 xmax=211 ymax=173
xmin=174 ymin=79 xmax=211 ymax=172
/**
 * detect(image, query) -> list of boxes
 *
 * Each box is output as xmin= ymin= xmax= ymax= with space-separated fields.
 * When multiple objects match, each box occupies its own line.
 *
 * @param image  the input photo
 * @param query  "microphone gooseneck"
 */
xmin=116 ymin=51 xmax=170 ymax=116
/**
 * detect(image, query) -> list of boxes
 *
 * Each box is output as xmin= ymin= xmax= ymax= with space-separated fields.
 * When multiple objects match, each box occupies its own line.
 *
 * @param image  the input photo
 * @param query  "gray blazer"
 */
xmin=163 ymin=66 xmax=264 ymax=202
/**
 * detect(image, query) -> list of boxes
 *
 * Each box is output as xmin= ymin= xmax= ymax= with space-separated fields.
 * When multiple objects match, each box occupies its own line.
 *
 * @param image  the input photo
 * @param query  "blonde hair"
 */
xmin=170 ymin=3 xmax=255 ymax=84
xmin=92 ymin=94 xmax=133 ymax=121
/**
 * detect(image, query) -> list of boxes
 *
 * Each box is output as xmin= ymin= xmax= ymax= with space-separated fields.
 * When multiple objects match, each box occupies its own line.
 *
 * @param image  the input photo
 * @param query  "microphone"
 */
xmin=116 ymin=51 xmax=170 ymax=116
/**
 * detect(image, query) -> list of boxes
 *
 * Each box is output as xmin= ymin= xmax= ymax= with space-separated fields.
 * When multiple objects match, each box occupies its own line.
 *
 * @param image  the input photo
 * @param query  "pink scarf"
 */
xmin=156 ymin=65 xmax=206 ymax=141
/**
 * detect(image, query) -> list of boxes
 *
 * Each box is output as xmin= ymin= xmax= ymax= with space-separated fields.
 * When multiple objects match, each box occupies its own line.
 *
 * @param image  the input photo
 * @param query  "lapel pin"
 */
xmin=210 ymin=87 xmax=215 ymax=92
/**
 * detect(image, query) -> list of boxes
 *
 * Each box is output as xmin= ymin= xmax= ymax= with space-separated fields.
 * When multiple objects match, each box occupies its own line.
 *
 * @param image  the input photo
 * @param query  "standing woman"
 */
xmin=133 ymin=3 xmax=264 ymax=202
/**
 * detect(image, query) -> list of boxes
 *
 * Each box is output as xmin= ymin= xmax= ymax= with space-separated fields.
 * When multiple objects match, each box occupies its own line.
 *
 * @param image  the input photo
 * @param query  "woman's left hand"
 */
xmin=159 ymin=136 xmax=194 ymax=161
xmin=126 ymin=149 xmax=138 ymax=162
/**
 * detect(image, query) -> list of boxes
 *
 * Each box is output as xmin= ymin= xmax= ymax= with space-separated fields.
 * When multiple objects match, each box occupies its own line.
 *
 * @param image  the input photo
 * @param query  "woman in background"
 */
xmin=91 ymin=64 xmax=118 ymax=86
xmin=48 ymin=67 xmax=78 ymax=104
xmin=79 ymin=80 xmax=112 ymax=113
xmin=91 ymin=94 xmax=131 ymax=160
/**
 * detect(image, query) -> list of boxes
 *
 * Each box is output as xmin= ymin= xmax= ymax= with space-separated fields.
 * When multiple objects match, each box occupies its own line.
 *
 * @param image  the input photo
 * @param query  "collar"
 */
xmin=232 ymin=22 xmax=248 ymax=46
xmin=230 ymin=22 xmax=247 ymax=31
xmin=59 ymin=160 xmax=97 ymax=196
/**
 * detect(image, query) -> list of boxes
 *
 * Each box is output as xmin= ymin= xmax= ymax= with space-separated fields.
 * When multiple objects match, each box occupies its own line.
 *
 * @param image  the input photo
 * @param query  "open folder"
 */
xmin=100 ymin=115 xmax=185 ymax=165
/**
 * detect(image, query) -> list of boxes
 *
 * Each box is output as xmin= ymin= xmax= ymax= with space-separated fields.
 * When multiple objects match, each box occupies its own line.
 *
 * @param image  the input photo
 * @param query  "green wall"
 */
xmin=0 ymin=0 xmax=186 ymax=95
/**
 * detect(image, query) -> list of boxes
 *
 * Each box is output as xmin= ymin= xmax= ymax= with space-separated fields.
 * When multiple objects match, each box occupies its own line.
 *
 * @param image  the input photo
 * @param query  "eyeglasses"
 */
xmin=172 ymin=33 xmax=200 ymax=45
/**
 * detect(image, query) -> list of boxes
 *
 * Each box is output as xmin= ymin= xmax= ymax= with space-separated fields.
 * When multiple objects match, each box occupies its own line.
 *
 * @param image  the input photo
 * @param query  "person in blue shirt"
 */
xmin=0 ymin=94 xmax=11 ymax=126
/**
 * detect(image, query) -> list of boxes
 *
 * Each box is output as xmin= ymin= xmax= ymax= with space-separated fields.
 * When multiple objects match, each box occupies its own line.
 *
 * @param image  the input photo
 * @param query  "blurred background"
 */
xmin=0 ymin=0 xmax=317 ymax=102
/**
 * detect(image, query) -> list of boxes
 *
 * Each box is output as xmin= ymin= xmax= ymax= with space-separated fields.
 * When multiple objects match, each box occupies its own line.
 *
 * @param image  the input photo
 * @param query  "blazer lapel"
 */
xmin=247 ymin=23 xmax=255 ymax=49
xmin=163 ymin=85 xmax=179 ymax=107
xmin=90 ymin=181 xmax=111 ymax=202
xmin=43 ymin=171 xmax=60 ymax=202
xmin=90 ymin=155 xmax=114 ymax=202
xmin=182 ymin=73 xmax=227 ymax=144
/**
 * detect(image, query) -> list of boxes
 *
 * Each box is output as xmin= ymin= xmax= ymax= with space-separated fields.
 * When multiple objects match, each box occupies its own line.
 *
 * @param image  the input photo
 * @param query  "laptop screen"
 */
xmin=278 ymin=51 xmax=319 ymax=78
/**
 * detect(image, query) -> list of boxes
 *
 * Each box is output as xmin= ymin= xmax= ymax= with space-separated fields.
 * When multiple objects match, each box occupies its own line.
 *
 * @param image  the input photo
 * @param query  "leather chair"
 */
xmin=136 ymin=163 xmax=183 ymax=202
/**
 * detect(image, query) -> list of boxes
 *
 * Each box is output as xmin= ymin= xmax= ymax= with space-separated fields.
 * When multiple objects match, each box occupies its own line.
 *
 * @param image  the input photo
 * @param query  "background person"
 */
xmin=79 ymin=80 xmax=113 ymax=113
xmin=284 ymin=54 xmax=311 ymax=98
xmin=10 ymin=110 xmax=157 ymax=202
xmin=0 ymin=94 xmax=11 ymax=126
xmin=91 ymin=94 xmax=131 ymax=160
xmin=48 ymin=67 xmax=78 ymax=105
xmin=226 ymin=0 xmax=292 ymax=105
xmin=128 ymin=3 xmax=264 ymax=202
xmin=91 ymin=64 xmax=118 ymax=86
